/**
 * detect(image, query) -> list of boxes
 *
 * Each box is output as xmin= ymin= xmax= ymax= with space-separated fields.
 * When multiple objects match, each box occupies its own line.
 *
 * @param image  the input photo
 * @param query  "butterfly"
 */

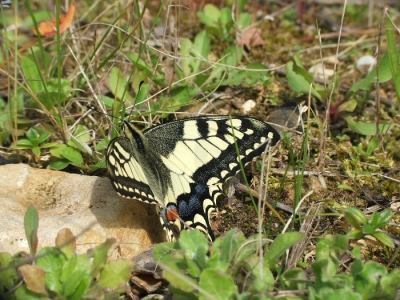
xmin=106 ymin=115 xmax=280 ymax=241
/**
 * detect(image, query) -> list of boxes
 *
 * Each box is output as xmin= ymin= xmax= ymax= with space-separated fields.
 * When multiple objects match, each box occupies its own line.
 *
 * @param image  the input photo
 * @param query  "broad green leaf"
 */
xmin=127 ymin=53 xmax=153 ymax=76
xmin=21 ymin=55 xmax=43 ymax=94
xmin=197 ymin=4 xmax=220 ymax=28
xmin=265 ymin=232 xmax=305 ymax=268
xmin=354 ymin=261 xmax=387 ymax=299
xmin=282 ymin=268 xmax=307 ymax=290
xmin=36 ymin=247 xmax=67 ymax=293
xmin=199 ymin=268 xmax=237 ymax=300
xmin=286 ymin=61 xmax=324 ymax=100
xmin=214 ymin=228 xmax=245 ymax=264
xmin=48 ymin=158 xmax=70 ymax=170
xmin=24 ymin=205 xmax=39 ymax=255
xmin=60 ymin=147 xmax=83 ymax=164
xmin=179 ymin=230 xmax=209 ymax=275
xmin=109 ymin=67 xmax=128 ymax=101
xmin=344 ymin=207 xmax=367 ymax=229
xmin=62 ymin=269 xmax=90 ymax=297
xmin=98 ymin=259 xmax=133 ymax=289
xmin=49 ymin=144 xmax=68 ymax=158
xmin=371 ymin=232 xmax=394 ymax=248
xmin=98 ymin=95 xmax=115 ymax=108
xmin=371 ymin=210 xmax=392 ymax=228
xmin=378 ymin=269 xmax=400 ymax=299
xmin=0 ymin=253 xmax=19 ymax=290
xmin=61 ymin=256 xmax=91 ymax=290
xmin=37 ymin=132 xmax=51 ymax=144
xmin=219 ymin=8 xmax=233 ymax=26
xmin=91 ymin=238 xmax=115 ymax=277
xmin=386 ymin=19 xmax=400 ymax=104
xmin=343 ymin=115 xmax=392 ymax=136
xmin=348 ymin=53 xmax=393 ymax=95
xmin=26 ymin=128 xmax=40 ymax=143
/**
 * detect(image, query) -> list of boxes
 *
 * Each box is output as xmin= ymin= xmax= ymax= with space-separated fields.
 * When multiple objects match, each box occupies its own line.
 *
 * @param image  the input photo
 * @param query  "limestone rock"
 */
xmin=0 ymin=164 xmax=165 ymax=259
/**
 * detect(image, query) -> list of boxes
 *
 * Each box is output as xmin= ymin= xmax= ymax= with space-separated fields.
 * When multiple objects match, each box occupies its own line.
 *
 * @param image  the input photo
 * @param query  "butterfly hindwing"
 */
xmin=106 ymin=115 xmax=280 ymax=241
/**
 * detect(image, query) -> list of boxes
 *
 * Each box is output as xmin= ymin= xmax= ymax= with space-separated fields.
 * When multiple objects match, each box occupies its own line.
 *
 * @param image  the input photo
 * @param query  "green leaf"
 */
xmin=21 ymin=55 xmax=43 ymax=94
xmin=91 ymin=238 xmax=115 ymax=277
xmin=0 ymin=253 xmax=19 ymax=290
xmin=343 ymin=115 xmax=392 ymax=136
xmin=219 ymin=7 xmax=233 ymax=26
xmin=199 ymin=268 xmax=238 ymax=300
xmin=346 ymin=229 xmax=364 ymax=240
xmin=354 ymin=261 xmax=387 ymax=299
xmin=344 ymin=207 xmax=367 ymax=229
xmin=62 ymin=269 xmax=91 ymax=297
xmin=371 ymin=232 xmax=394 ymax=248
xmin=238 ymin=13 xmax=251 ymax=27
xmin=12 ymin=139 xmax=34 ymax=149
xmin=214 ymin=228 xmax=246 ymax=265
xmin=36 ymin=247 xmax=67 ymax=294
xmin=338 ymin=184 xmax=355 ymax=192
xmin=109 ymin=67 xmax=129 ymax=101
xmin=48 ymin=158 xmax=70 ymax=170
xmin=61 ymin=254 xmax=90 ymax=283
xmin=348 ymin=53 xmax=393 ymax=95
xmin=178 ymin=230 xmax=209 ymax=276
xmin=24 ymin=205 xmax=39 ymax=256
xmin=127 ymin=53 xmax=153 ymax=76
xmin=60 ymin=147 xmax=84 ymax=165
xmin=378 ymin=269 xmax=400 ymax=299
xmin=265 ymin=232 xmax=305 ymax=268
xmin=37 ymin=132 xmax=51 ymax=144
xmin=98 ymin=259 xmax=133 ymax=289
xmin=26 ymin=128 xmax=39 ymax=143
xmin=197 ymin=4 xmax=220 ymax=28
xmin=98 ymin=95 xmax=115 ymax=108
xmin=371 ymin=210 xmax=392 ymax=228
xmin=282 ymin=268 xmax=307 ymax=290
xmin=386 ymin=19 xmax=400 ymax=104
xmin=32 ymin=146 xmax=41 ymax=156
xmin=286 ymin=61 xmax=324 ymax=100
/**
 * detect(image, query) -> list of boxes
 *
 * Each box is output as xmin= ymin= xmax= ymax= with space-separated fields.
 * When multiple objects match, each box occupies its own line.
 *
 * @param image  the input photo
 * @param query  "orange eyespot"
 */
xmin=167 ymin=207 xmax=179 ymax=222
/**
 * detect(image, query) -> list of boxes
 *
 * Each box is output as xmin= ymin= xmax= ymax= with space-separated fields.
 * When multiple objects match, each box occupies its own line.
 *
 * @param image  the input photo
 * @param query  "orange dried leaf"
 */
xmin=237 ymin=27 xmax=264 ymax=48
xmin=33 ymin=2 xmax=75 ymax=37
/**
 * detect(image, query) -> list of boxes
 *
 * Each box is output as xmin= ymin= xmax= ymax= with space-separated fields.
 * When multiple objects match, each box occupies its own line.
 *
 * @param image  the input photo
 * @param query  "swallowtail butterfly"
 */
xmin=106 ymin=116 xmax=280 ymax=241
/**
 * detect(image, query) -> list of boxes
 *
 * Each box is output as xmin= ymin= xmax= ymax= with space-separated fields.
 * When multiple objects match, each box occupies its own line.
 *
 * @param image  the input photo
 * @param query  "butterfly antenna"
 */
xmin=127 ymin=80 xmax=145 ymax=121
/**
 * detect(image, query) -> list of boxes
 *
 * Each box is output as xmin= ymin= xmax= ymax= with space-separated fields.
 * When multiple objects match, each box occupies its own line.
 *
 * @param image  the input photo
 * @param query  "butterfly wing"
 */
xmin=106 ymin=136 xmax=157 ymax=203
xmin=144 ymin=116 xmax=280 ymax=186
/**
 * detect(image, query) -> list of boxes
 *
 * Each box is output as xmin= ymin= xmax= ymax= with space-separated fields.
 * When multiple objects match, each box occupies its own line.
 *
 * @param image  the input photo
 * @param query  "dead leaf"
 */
xmin=32 ymin=2 xmax=75 ymax=37
xmin=237 ymin=27 xmax=264 ymax=48
xmin=18 ymin=265 xmax=48 ymax=296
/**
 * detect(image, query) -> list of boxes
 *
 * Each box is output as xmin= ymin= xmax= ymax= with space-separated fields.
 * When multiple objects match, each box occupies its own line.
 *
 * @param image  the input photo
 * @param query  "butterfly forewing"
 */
xmin=144 ymin=116 xmax=280 ymax=185
xmin=107 ymin=136 xmax=157 ymax=203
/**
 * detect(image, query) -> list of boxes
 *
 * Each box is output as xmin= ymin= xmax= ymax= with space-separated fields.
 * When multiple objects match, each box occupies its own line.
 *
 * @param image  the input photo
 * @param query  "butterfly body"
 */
xmin=107 ymin=116 xmax=280 ymax=241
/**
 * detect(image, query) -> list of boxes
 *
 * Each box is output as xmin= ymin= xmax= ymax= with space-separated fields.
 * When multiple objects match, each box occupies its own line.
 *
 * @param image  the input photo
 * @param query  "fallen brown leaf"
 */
xmin=32 ymin=2 xmax=75 ymax=37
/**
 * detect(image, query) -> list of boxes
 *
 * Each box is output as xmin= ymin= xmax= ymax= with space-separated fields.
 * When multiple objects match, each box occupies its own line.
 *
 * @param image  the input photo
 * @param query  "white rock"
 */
xmin=242 ymin=99 xmax=256 ymax=114
xmin=356 ymin=55 xmax=377 ymax=73
xmin=0 ymin=164 xmax=165 ymax=259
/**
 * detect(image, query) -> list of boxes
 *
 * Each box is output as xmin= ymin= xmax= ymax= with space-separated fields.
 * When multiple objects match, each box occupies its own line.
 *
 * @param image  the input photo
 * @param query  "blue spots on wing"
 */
xmin=178 ymin=184 xmax=206 ymax=218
